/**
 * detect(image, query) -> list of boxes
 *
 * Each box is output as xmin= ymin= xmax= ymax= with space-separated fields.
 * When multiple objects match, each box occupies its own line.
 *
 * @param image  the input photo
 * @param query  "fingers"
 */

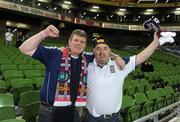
xmin=49 ymin=25 xmax=59 ymax=37
xmin=116 ymin=58 xmax=125 ymax=70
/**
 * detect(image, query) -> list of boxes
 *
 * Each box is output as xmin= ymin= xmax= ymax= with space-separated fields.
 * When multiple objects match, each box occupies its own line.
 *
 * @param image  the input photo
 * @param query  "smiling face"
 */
xmin=68 ymin=29 xmax=87 ymax=57
xmin=69 ymin=33 xmax=87 ymax=57
xmin=93 ymin=43 xmax=111 ymax=65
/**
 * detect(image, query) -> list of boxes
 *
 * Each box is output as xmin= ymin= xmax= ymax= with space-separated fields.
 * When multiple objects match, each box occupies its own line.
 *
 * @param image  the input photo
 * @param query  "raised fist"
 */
xmin=41 ymin=25 xmax=59 ymax=39
xmin=143 ymin=17 xmax=160 ymax=32
xmin=144 ymin=18 xmax=176 ymax=46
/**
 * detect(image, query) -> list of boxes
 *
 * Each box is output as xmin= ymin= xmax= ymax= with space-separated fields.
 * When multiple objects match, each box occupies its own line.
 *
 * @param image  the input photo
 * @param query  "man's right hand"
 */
xmin=41 ymin=25 xmax=59 ymax=39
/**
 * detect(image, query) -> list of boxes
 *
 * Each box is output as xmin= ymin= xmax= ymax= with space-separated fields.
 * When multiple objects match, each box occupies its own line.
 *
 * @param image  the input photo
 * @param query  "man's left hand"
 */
xmin=115 ymin=56 xmax=125 ymax=70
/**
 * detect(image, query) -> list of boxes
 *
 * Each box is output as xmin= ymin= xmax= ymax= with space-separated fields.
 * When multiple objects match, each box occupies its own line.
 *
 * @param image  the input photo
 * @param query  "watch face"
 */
xmin=58 ymin=71 xmax=69 ymax=83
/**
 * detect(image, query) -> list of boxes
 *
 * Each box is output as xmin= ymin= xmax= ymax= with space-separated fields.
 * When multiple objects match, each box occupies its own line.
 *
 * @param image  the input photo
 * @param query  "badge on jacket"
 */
xmin=110 ymin=65 xmax=115 ymax=73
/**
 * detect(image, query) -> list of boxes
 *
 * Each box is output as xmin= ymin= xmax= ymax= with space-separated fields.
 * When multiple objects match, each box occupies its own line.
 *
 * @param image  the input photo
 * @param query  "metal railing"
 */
xmin=134 ymin=100 xmax=180 ymax=122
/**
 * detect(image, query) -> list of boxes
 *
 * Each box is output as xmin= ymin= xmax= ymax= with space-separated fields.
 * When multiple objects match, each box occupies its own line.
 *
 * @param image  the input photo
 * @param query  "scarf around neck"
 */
xmin=54 ymin=47 xmax=87 ymax=107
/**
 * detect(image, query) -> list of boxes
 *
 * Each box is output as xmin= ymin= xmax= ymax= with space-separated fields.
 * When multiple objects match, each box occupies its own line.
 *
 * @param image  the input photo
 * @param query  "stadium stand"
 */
xmin=0 ymin=0 xmax=179 ymax=122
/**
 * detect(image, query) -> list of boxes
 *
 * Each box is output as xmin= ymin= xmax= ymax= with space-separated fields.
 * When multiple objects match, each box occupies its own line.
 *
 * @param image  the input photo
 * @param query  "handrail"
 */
xmin=134 ymin=100 xmax=180 ymax=122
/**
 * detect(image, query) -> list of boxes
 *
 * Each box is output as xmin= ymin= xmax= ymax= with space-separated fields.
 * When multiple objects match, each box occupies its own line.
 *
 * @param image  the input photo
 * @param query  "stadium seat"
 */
xmin=11 ymin=78 xmax=32 ymax=105
xmin=18 ymin=64 xmax=34 ymax=73
xmin=13 ymin=59 xmax=27 ymax=65
xmin=164 ymin=86 xmax=175 ymax=105
xmin=146 ymin=90 xmax=163 ymax=111
xmin=24 ymin=102 xmax=40 ymax=122
xmin=34 ymin=77 xmax=44 ymax=90
xmin=0 ymin=64 xmax=17 ymax=74
xmin=0 ymin=59 xmax=12 ymax=66
xmin=121 ymin=95 xmax=141 ymax=122
xmin=20 ymin=91 xmax=40 ymax=122
xmin=156 ymin=88 xmax=166 ymax=107
xmin=0 ymin=80 xmax=6 ymax=93
xmin=123 ymin=80 xmax=136 ymax=96
xmin=4 ymin=70 xmax=24 ymax=89
xmin=121 ymin=95 xmax=134 ymax=110
xmin=0 ymin=94 xmax=16 ymax=120
xmin=134 ymin=93 xmax=154 ymax=117
xmin=139 ymin=79 xmax=149 ymax=92
xmin=24 ymin=70 xmax=43 ymax=80
xmin=34 ymin=64 xmax=45 ymax=76
xmin=28 ymin=59 xmax=41 ymax=65
xmin=0 ymin=119 xmax=25 ymax=122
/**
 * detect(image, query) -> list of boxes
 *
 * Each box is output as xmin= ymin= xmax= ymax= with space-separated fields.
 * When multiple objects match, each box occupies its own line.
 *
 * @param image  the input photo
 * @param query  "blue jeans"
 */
xmin=39 ymin=104 xmax=80 ymax=122
xmin=84 ymin=110 xmax=122 ymax=122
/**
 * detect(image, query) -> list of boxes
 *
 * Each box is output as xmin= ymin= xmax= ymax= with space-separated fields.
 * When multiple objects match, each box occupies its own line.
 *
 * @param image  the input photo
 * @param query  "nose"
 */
xmin=76 ymin=40 xmax=81 ymax=45
xmin=99 ymin=50 xmax=104 ymax=55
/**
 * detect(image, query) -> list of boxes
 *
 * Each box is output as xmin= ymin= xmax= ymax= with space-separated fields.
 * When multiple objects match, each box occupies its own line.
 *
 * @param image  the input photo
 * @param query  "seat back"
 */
xmin=0 ymin=80 xmax=6 ymax=93
xmin=20 ymin=91 xmax=40 ymax=122
xmin=0 ymin=119 xmax=25 ymax=122
xmin=11 ymin=78 xmax=32 ymax=105
xmin=0 ymin=94 xmax=16 ymax=120
xmin=121 ymin=95 xmax=134 ymax=110
xmin=20 ymin=90 xmax=40 ymax=109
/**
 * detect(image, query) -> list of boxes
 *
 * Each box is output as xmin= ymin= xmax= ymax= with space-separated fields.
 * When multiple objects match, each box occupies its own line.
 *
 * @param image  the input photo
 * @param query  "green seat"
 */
xmin=164 ymin=86 xmax=175 ymax=105
xmin=34 ymin=77 xmax=44 ymax=90
xmin=34 ymin=64 xmax=45 ymax=76
xmin=0 ymin=119 xmax=25 ymax=122
xmin=18 ymin=64 xmax=34 ymax=73
xmin=0 ymin=64 xmax=17 ymax=75
xmin=139 ymin=79 xmax=149 ymax=92
xmin=24 ymin=102 xmax=40 ymax=122
xmin=28 ymin=60 xmax=41 ymax=65
xmin=156 ymin=88 xmax=166 ymax=107
xmin=20 ymin=91 xmax=40 ymax=122
xmin=146 ymin=90 xmax=163 ymax=111
xmin=13 ymin=59 xmax=27 ymax=65
xmin=0 ymin=59 xmax=12 ymax=66
xmin=134 ymin=93 xmax=154 ymax=117
xmin=4 ymin=70 xmax=24 ymax=89
xmin=121 ymin=95 xmax=134 ymax=110
xmin=11 ymin=78 xmax=32 ymax=105
xmin=121 ymin=95 xmax=141 ymax=122
xmin=0 ymin=94 xmax=16 ymax=120
xmin=34 ymin=64 xmax=45 ymax=70
xmin=123 ymin=80 xmax=136 ymax=96
xmin=131 ymin=80 xmax=144 ymax=93
xmin=126 ymin=105 xmax=141 ymax=122
xmin=0 ymin=80 xmax=6 ymax=93
xmin=165 ymin=86 xmax=179 ymax=103
xmin=24 ymin=70 xmax=43 ymax=81
xmin=123 ymin=80 xmax=131 ymax=95
xmin=126 ymin=85 xmax=136 ymax=96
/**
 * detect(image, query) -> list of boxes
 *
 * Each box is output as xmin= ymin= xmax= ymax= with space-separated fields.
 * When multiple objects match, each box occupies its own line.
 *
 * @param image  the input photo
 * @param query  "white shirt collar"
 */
xmin=71 ymin=55 xmax=79 ymax=59
xmin=93 ymin=58 xmax=112 ymax=66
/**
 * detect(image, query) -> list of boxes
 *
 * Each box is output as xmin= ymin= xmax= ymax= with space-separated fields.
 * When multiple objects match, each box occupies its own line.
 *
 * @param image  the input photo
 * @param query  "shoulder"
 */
xmin=122 ymin=56 xmax=136 ymax=65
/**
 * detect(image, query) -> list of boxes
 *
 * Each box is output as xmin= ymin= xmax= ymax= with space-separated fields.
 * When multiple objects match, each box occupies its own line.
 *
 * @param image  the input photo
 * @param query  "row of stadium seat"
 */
xmin=0 ymin=91 xmax=40 ymax=122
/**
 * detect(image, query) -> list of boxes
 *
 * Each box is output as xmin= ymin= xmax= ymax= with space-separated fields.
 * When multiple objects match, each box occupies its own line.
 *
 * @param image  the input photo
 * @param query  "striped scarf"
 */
xmin=54 ymin=48 xmax=87 ymax=107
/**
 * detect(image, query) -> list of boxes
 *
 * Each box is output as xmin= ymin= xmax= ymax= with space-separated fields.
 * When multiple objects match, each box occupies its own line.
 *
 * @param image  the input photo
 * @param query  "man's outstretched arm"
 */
xmin=136 ymin=32 xmax=159 ymax=66
xmin=19 ymin=25 xmax=59 ymax=56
